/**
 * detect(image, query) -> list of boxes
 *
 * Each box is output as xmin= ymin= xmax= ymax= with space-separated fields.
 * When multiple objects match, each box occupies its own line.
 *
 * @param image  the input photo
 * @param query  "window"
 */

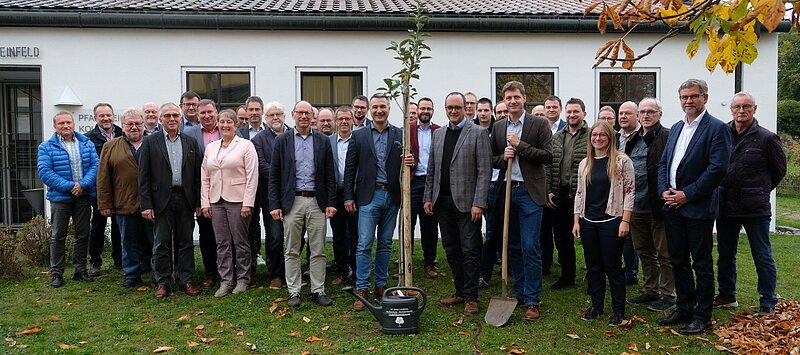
xmin=185 ymin=70 xmax=251 ymax=110
xmin=301 ymin=72 xmax=363 ymax=108
xmin=598 ymin=72 xmax=657 ymax=114
xmin=494 ymin=71 xmax=555 ymax=111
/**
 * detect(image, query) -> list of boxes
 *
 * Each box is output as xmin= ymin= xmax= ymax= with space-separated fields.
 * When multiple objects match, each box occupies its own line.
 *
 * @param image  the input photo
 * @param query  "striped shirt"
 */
xmin=59 ymin=134 xmax=83 ymax=182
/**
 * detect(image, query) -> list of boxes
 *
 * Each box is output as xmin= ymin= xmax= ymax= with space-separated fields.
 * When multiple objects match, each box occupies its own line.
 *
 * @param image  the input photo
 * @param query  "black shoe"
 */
xmin=542 ymin=269 xmax=551 ymax=276
xmin=123 ymin=278 xmax=143 ymax=289
xmin=581 ymin=306 xmax=603 ymax=321
xmin=678 ymin=319 xmax=712 ymax=335
xmin=51 ymin=274 xmax=64 ymax=288
xmin=625 ymin=277 xmax=639 ymax=286
xmin=312 ymin=292 xmax=333 ymax=307
xmin=627 ymin=293 xmax=659 ymax=304
xmin=88 ymin=263 xmax=101 ymax=277
xmin=647 ymin=298 xmax=677 ymax=312
xmin=72 ymin=271 xmax=94 ymax=282
xmin=288 ymin=293 xmax=302 ymax=307
xmin=551 ymin=279 xmax=576 ymax=290
xmin=712 ymin=294 xmax=738 ymax=308
xmin=657 ymin=310 xmax=692 ymax=326
xmin=608 ymin=313 xmax=624 ymax=327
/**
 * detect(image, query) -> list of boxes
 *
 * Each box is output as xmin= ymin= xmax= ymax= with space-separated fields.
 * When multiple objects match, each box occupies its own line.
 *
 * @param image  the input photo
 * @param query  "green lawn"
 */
xmin=2 ymin=226 xmax=799 ymax=354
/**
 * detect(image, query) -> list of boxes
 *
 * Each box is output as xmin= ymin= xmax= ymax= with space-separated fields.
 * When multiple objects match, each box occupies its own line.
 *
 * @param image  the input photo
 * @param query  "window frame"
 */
xmin=491 ymin=67 xmax=559 ymax=111
xmin=296 ymin=67 xmax=368 ymax=108
xmin=181 ymin=66 xmax=255 ymax=110
xmin=595 ymin=68 xmax=661 ymax=116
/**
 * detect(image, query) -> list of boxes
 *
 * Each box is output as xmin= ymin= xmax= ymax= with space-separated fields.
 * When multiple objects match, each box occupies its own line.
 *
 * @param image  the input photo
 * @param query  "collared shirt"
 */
xmin=669 ymin=110 xmax=706 ymax=188
xmin=618 ymin=123 xmax=641 ymax=152
xmin=144 ymin=125 xmax=160 ymax=136
xmin=182 ymin=117 xmax=197 ymax=130
xmin=100 ymin=128 xmax=115 ymax=142
xmin=372 ymin=126 xmax=390 ymax=184
xmin=59 ymin=134 xmax=83 ymax=182
xmin=551 ymin=119 xmax=564 ymax=135
xmin=353 ymin=118 xmax=370 ymax=131
xmin=416 ymin=123 xmax=433 ymax=176
xmin=164 ymin=130 xmax=183 ymax=187
xmin=507 ymin=115 xmax=525 ymax=182
xmin=294 ymin=131 xmax=315 ymax=191
xmin=201 ymin=125 xmax=220 ymax=147
xmin=249 ymin=123 xmax=266 ymax=139
xmin=336 ymin=133 xmax=351 ymax=186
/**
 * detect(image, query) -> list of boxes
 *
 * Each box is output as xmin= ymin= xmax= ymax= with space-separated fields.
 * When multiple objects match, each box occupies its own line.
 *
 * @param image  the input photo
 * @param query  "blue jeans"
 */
xmin=355 ymin=190 xmax=400 ymax=290
xmin=716 ymin=216 xmax=778 ymax=308
xmin=506 ymin=184 xmax=543 ymax=306
xmin=116 ymin=213 xmax=154 ymax=281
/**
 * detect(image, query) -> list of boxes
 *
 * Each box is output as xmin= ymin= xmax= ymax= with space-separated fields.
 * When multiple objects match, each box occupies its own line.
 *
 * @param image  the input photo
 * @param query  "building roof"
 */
xmin=0 ymin=0 xmax=589 ymax=16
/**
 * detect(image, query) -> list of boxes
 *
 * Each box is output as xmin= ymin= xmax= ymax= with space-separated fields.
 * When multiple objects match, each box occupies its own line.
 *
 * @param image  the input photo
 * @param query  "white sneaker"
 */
xmin=232 ymin=283 xmax=248 ymax=294
xmin=214 ymin=284 xmax=233 ymax=298
xmin=256 ymin=255 xmax=267 ymax=266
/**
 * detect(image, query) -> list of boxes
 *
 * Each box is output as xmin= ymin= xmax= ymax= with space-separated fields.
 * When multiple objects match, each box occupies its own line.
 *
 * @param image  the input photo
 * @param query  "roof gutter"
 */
xmin=1 ymin=11 xmax=791 ymax=33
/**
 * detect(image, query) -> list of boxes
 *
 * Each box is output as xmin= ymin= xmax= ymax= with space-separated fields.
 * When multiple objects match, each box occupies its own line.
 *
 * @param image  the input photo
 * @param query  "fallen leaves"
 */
xmin=321 ymin=325 xmax=330 ymax=331
xmin=152 ymin=346 xmax=174 ymax=353
xmin=49 ymin=316 xmax=61 ymax=322
xmin=508 ymin=349 xmax=527 ymax=354
xmin=302 ymin=316 xmax=311 ymax=323
xmin=367 ymin=346 xmax=378 ymax=352
xmin=305 ymin=336 xmax=323 ymax=343
xmin=268 ymin=303 xmax=278 ymax=313
xmin=187 ymin=340 xmax=199 ymax=347
xmin=16 ymin=326 xmax=42 ymax=335
xmin=714 ymin=301 xmax=800 ymax=353
xmin=246 ymin=342 xmax=257 ymax=351
xmin=199 ymin=337 xmax=217 ymax=344
xmin=277 ymin=308 xmax=288 ymax=318
xmin=604 ymin=330 xmax=618 ymax=337
xmin=136 ymin=285 xmax=149 ymax=292
xmin=142 ymin=317 xmax=154 ymax=323
xmin=627 ymin=342 xmax=638 ymax=351
xmin=274 ymin=297 xmax=287 ymax=303
xmin=176 ymin=315 xmax=190 ymax=322
xmin=457 ymin=331 xmax=470 ymax=336
xmin=194 ymin=325 xmax=205 ymax=330
xmin=566 ymin=333 xmax=580 ymax=340
xmin=57 ymin=343 xmax=79 ymax=349
xmin=289 ymin=331 xmax=301 ymax=337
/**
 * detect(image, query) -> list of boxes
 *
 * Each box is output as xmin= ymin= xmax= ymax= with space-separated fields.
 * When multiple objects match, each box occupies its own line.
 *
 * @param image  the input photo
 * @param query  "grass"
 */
xmin=1 ymin=222 xmax=799 ymax=354
xmin=777 ymin=192 xmax=800 ymax=228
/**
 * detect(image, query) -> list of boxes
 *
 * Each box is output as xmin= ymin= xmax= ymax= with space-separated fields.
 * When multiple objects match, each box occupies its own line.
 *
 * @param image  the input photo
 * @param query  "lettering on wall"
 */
xmin=0 ymin=46 xmax=40 ymax=58
xmin=75 ymin=112 xmax=120 ymax=134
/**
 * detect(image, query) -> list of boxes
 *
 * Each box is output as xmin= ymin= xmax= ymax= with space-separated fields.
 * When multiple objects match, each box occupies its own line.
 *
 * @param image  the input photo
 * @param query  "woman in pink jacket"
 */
xmin=201 ymin=109 xmax=259 ymax=297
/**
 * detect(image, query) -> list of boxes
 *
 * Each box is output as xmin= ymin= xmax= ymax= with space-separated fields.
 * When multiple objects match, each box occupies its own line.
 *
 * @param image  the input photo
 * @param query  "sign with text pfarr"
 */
xmin=0 ymin=46 xmax=40 ymax=58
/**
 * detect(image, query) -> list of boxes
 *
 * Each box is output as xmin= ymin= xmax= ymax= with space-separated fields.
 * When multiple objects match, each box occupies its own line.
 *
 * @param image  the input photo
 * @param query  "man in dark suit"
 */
xmin=237 ymin=96 xmax=267 ymax=140
xmin=139 ymin=102 xmax=203 ymax=298
xmin=184 ymin=99 xmax=220 ymax=288
xmin=410 ymin=97 xmax=441 ymax=279
xmin=328 ymin=106 xmax=358 ymax=285
xmin=491 ymin=81 xmax=553 ymax=321
xmin=423 ymin=92 xmax=491 ymax=316
xmin=656 ymin=79 xmax=732 ymax=335
xmin=344 ymin=93 xmax=413 ymax=311
xmin=269 ymin=100 xmax=337 ymax=308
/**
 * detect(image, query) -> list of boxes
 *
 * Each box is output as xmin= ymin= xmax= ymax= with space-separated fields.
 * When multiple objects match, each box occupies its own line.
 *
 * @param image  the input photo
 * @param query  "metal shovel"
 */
xmin=485 ymin=157 xmax=518 ymax=327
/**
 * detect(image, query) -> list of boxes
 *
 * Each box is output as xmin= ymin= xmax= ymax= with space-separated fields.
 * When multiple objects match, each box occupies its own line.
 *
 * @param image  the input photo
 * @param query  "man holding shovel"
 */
xmin=489 ymin=81 xmax=553 ymax=321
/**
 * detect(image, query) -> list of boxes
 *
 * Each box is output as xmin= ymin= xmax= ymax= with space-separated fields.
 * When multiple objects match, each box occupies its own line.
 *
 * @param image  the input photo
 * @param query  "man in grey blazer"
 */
xmin=423 ymin=92 xmax=491 ymax=316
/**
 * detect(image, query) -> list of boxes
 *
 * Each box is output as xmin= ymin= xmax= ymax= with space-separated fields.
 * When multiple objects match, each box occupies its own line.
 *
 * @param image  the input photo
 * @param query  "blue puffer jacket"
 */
xmin=37 ymin=132 xmax=99 ymax=202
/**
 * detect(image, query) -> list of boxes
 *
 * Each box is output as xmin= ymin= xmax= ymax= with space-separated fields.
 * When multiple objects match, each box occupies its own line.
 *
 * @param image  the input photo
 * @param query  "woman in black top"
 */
xmin=572 ymin=122 xmax=635 ymax=326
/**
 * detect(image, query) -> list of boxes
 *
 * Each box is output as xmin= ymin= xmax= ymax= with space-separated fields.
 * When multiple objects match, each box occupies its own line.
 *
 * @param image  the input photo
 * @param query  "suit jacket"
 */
xmin=268 ymin=128 xmax=336 ymax=214
xmin=410 ymin=122 xmax=441 ymax=178
xmin=490 ymin=113 xmax=553 ymax=205
xmin=657 ymin=111 xmax=732 ymax=219
xmin=236 ymin=123 xmax=266 ymax=140
xmin=185 ymin=124 xmax=219 ymax=156
xmin=200 ymin=136 xmax=259 ymax=209
xmin=97 ymin=136 xmax=141 ymax=214
xmin=329 ymin=133 xmax=354 ymax=189
xmin=553 ymin=119 xmax=567 ymax=132
xmin=424 ymin=121 xmax=491 ymax=212
xmin=85 ymin=124 xmax=124 ymax=157
xmin=138 ymin=130 xmax=202 ymax=214
xmin=251 ymin=129 xmax=278 ymax=207
xmin=343 ymin=124 xmax=403 ymax=206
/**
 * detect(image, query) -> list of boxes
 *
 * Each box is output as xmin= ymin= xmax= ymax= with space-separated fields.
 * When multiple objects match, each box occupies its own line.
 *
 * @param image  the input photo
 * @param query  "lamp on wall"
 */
xmin=55 ymin=84 xmax=82 ymax=106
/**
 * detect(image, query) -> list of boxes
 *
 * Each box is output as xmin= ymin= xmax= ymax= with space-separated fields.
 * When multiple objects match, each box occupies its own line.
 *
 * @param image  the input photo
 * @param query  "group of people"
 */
xmin=38 ymin=78 xmax=785 ymax=335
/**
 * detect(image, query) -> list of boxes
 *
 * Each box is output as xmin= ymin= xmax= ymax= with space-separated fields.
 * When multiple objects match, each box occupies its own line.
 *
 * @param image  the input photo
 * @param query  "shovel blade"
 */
xmin=484 ymin=296 xmax=517 ymax=327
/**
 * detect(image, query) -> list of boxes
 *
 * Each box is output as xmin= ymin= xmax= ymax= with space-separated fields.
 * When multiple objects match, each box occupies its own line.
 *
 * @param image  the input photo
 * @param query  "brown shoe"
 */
xmin=524 ymin=305 xmax=540 ymax=320
xmin=373 ymin=286 xmax=385 ymax=300
xmin=440 ymin=296 xmax=465 ymax=306
xmin=155 ymin=284 xmax=170 ymax=298
xmin=180 ymin=283 xmax=200 ymax=296
xmin=331 ymin=275 xmax=346 ymax=286
xmin=464 ymin=301 xmax=479 ymax=316
xmin=201 ymin=277 xmax=215 ymax=288
xmin=354 ymin=289 xmax=369 ymax=311
xmin=269 ymin=278 xmax=283 ymax=290
xmin=425 ymin=265 xmax=438 ymax=279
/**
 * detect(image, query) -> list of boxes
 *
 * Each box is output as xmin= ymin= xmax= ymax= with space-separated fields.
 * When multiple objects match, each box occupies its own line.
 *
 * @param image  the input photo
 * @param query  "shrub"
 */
xmin=0 ymin=225 xmax=24 ymax=281
xmin=16 ymin=215 xmax=51 ymax=267
xmin=778 ymin=100 xmax=800 ymax=139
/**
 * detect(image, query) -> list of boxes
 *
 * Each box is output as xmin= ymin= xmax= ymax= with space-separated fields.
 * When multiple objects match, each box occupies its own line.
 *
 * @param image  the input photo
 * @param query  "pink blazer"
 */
xmin=201 ymin=136 xmax=259 ymax=208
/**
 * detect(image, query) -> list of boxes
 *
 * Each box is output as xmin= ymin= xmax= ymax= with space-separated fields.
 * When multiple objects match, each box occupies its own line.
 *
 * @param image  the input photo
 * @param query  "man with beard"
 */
xmin=85 ymin=103 xmax=123 ymax=276
xmin=409 ymin=97 xmax=441 ymax=279
xmin=143 ymin=102 xmax=160 ymax=135
xmin=352 ymin=95 xmax=372 ymax=130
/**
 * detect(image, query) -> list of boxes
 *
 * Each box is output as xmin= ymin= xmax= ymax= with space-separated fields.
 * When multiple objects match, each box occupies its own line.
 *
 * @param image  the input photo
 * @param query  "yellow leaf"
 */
xmin=277 ymin=308 xmax=288 ymax=318
xmin=16 ymin=326 xmax=42 ymax=335
xmin=761 ymin=0 xmax=787 ymax=31
xmin=302 ymin=352 xmax=311 ymax=355
xmin=305 ymin=336 xmax=323 ymax=343
xmin=269 ymin=303 xmax=278 ymax=313
xmin=142 ymin=317 xmax=154 ymax=323
xmin=57 ymin=343 xmax=79 ymax=349
xmin=194 ymin=325 xmax=205 ymax=330
xmin=628 ymin=342 xmax=639 ymax=351
xmin=186 ymin=340 xmax=199 ymax=347
xmin=152 ymin=346 xmax=174 ymax=353
xmin=598 ymin=12 xmax=609 ymax=35
xmin=136 ymin=285 xmax=149 ymax=291
xmin=457 ymin=331 xmax=470 ymax=336
xmin=715 ymin=345 xmax=730 ymax=351
xmin=321 ymin=325 xmax=330 ymax=331
xmin=508 ymin=349 xmax=527 ymax=354
xmin=289 ymin=331 xmax=300 ymax=337
xmin=687 ymin=40 xmax=700 ymax=59
xmin=176 ymin=315 xmax=190 ymax=322
xmin=566 ymin=333 xmax=580 ymax=339
xmin=303 ymin=316 xmax=311 ymax=323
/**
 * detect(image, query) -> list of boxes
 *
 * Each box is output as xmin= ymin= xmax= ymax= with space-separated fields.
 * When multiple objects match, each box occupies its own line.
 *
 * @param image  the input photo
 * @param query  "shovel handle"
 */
xmin=501 ymin=156 xmax=513 ymax=298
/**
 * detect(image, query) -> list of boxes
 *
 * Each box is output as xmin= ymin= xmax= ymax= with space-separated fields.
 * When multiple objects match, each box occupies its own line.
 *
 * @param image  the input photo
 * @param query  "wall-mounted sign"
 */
xmin=0 ymin=46 xmax=40 ymax=58
xmin=75 ymin=112 xmax=120 ymax=134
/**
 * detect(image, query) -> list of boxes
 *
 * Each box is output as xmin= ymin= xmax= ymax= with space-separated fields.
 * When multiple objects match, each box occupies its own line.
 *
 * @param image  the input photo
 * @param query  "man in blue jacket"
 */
xmin=38 ymin=112 xmax=99 ymax=288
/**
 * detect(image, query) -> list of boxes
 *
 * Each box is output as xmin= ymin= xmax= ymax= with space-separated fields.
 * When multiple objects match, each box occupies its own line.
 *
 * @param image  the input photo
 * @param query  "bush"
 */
xmin=778 ymin=100 xmax=800 ymax=139
xmin=16 ymin=215 xmax=51 ymax=266
xmin=0 ymin=225 xmax=24 ymax=281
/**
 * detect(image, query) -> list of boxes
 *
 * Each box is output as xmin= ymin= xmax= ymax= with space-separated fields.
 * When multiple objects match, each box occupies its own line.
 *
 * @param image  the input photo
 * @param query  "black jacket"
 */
xmin=138 ymin=131 xmax=202 ymax=214
xmin=84 ymin=124 xmax=124 ymax=157
xmin=625 ymin=121 xmax=670 ymax=220
xmin=268 ymin=128 xmax=336 ymax=214
xmin=720 ymin=119 xmax=786 ymax=218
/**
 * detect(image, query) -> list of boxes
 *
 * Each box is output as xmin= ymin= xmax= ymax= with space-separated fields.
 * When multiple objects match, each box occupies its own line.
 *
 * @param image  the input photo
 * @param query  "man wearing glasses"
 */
xmin=351 ymin=95 xmax=372 ymax=130
xmin=180 ymin=91 xmax=200 ymax=130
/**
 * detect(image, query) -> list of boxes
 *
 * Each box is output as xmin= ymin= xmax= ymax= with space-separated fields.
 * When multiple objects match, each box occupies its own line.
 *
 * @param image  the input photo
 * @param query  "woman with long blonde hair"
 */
xmin=572 ymin=121 xmax=635 ymax=326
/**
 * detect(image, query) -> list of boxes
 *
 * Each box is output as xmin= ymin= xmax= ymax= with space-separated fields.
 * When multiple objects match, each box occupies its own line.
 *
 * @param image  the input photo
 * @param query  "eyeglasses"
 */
xmin=638 ymin=109 xmax=660 ymax=115
xmin=181 ymin=103 xmax=198 ymax=107
xmin=266 ymin=113 xmax=285 ymax=118
xmin=294 ymin=111 xmax=314 ymax=116
xmin=445 ymin=106 xmax=464 ymax=112
xmin=591 ymin=133 xmax=608 ymax=137
xmin=730 ymin=104 xmax=754 ymax=111
xmin=679 ymin=94 xmax=703 ymax=101
xmin=123 ymin=122 xmax=144 ymax=127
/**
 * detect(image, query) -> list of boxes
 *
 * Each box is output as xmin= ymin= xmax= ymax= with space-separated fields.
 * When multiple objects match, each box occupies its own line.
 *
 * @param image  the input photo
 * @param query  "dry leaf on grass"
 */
xmin=303 ymin=316 xmax=311 ymax=323
xmin=367 ymin=346 xmax=377 ymax=352
xmin=269 ymin=303 xmax=278 ymax=313
xmin=214 ymin=321 xmax=225 ymax=327
xmin=49 ymin=316 xmax=61 ymax=322
xmin=289 ymin=331 xmax=300 ymax=337
xmin=199 ymin=338 xmax=217 ymax=344
xmin=302 ymin=351 xmax=310 ymax=355
xmin=66 ymin=302 xmax=73 ymax=307
xmin=277 ymin=308 xmax=288 ymax=318
xmin=195 ymin=311 xmax=204 ymax=316
xmin=14 ymin=344 xmax=28 ymax=349
xmin=182 ymin=324 xmax=190 ymax=329
xmin=627 ymin=342 xmax=638 ymax=351
xmin=508 ymin=349 xmax=527 ymax=354
xmin=305 ymin=336 xmax=322 ymax=343
xmin=195 ymin=325 xmax=205 ymax=330
xmin=136 ymin=286 xmax=149 ymax=291
xmin=274 ymin=297 xmax=287 ymax=303
xmin=56 ymin=343 xmax=78 ymax=349
xmin=604 ymin=330 xmax=618 ymax=337
xmin=566 ymin=334 xmax=580 ymax=340
xmin=645 ymin=342 xmax=651 ymax=350
xmin=499 ymin=345 xmax=507 ymax=350
xmin=78 ymin=341 xmax=87 ymax=345
xmin=142 ymin=317 xmax=154 ymax=323
xmin=236 ymin=330 xmax=244 ymax=336
xmin=714 ymin=301 xmax=800 ymax=353
xmin=457 ymin=331 xmax=470 ymax=336
xmin=193 ymin=331 xmax=205 ymax=337
xmin=187 ymin=340 xmax=199 ymax=347
xmin=323 ymin=342 xmax=331 ymax=347
xmin=152 ymin=346 xmax=174 ymax=353
xmin=4 ymin=337 xmax=13 ymax=342
xmin=246 ymin=342 xmax=257 ymax=350
xmin=16 ymin=326 xmax=41 ymax=335
xmin=321 ymin=325 xmax=330 ymax=331
xmin=176 ymin=315 xmax=190 ymax=322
